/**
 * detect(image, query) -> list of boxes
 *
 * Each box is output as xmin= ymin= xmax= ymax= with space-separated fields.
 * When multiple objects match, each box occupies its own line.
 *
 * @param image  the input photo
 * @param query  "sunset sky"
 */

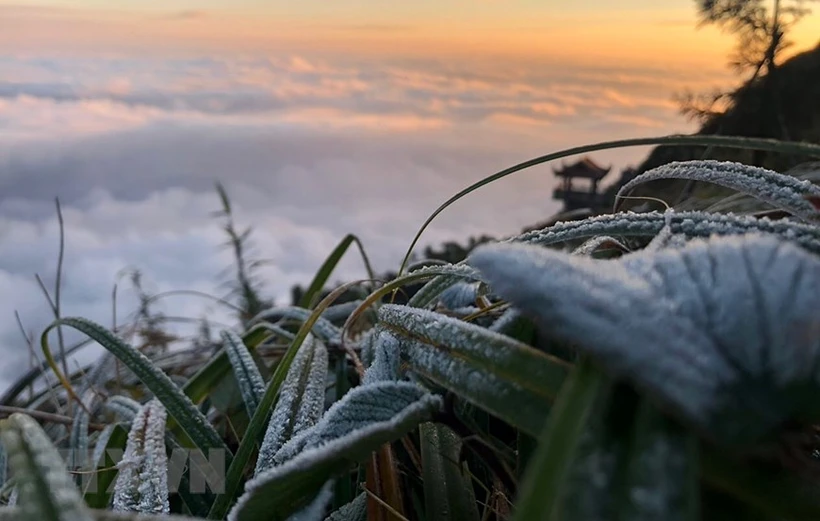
xmin=0 ymin=1 xmax=818 ymax=387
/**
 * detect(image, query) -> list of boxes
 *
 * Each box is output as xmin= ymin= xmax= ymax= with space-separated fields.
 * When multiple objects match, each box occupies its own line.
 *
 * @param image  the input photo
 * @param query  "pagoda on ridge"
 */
xmin=552 ymin=157 xmax=611 ymax=212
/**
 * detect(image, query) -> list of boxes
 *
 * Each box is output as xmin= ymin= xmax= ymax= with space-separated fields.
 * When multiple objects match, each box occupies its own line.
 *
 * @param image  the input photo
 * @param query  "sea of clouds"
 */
xmin=0 ymin=49 xmax=712 ymax=389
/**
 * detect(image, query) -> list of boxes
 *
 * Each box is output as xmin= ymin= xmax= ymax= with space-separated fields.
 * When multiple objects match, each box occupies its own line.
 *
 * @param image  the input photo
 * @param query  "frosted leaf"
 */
xmin=325 ymin=492 xmax=367 ymax=521
xmin=469 ymin=234 xmax=820 ymax=446
xmin=255 ymin=334 xmax=328 ymax=477
xmin=511 ymin=210 xmax=820 ymax=254
xmin=322 ymin=301 xmax=363 ymax=324
xmin=0 ymin=413 xmax=93 ymax=521
xmin=311 ymin=381 xmax=438 ymax=445
xmin=374 ymin=321 xmax=560 ymax=437
xmin=572 ymin=235 xmax=630 ymax=256
xmin=112 ymin=399 xmax=169 ymax=514
xmin=358 ymin=329 xmax=378 ymax=369
xmin=361 ymin=327 xmax=401 ymax=385
xmin=617 ymin=160 xmax=820 ymax=221
xmin=105 ymin=395 xmax=142 ymax=421
xmin=0 ymin=439 xmax=5 ymax=487
xmin=406 ymin=264 xmax=485 ymax=309
xmin=69 ymin=390 xmax=97 ymax=474
xmin=222 ymin=330 xmax=266 ymax=417
xmin=249 ymin=307 xmax=341 ymax=342
xmin=229 ymin=381 xmax=441 ymax=521
xmin=7 ymin=487 xmax=17 ymax=507
xmin=91 ymin=424 xmax=116 ymax=470
xmin=287 ymin=480 xmax=335 ymax=521
xmin=437 ymin=282 xmax=481 ymax=310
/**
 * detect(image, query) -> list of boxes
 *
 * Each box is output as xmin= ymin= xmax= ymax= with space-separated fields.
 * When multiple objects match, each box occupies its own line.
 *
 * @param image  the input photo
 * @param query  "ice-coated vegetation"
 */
xmin=2 ymin=142 xmax=820 ymax=521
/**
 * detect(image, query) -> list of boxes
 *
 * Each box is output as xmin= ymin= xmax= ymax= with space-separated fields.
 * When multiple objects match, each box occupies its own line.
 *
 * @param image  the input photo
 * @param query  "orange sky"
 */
xmin=2 ymin=2 xmax=818 ymax=69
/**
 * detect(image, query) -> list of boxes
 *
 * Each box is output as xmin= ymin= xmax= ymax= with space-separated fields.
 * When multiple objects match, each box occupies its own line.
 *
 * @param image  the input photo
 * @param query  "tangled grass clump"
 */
xmin=0 ymin=134 xmax=819 ymax=521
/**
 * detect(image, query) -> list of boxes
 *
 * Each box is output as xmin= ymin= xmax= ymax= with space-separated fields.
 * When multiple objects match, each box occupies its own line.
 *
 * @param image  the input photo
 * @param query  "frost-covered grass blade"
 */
xmin=222 ymin=330 xmax=265 ymax=418
xmin=378 ymin=305 xmax=569 ymax=436
xmin=615 ymin=160 xmax=820 ymax=221
xmin=254 ymin=334 xmax=328 ymax=476
xmin=112 ymin=399 xmax=170 ymax=514
xmin=0 ymin=412 xmax=94 ymax=521
xmin=228 ymin=381 xmax=442 ymax=521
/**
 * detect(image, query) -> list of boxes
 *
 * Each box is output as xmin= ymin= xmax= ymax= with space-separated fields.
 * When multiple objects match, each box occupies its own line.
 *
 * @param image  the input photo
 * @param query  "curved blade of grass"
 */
xmin=69 ymin=390 xmax=95 ymax=484
xmin=249 ymin=307 xmax=341 ymax=343
xmin=377 ymin=307 xmax=569 ymax=437
xmin=222 ymin=330 xmax=266 ymax=418
xmin=84 ymin=423 xmax=129 ymax=509
xmin=181 ymin=324 xmax=273 ymax=406
xmin=40 ymin=318 xmax=232 ymax=466
xmin=615 ymin=160 xmax=820 ymax=220
xmin=299 ymin=234 xmax=375 ymax=310
xmin=399 ymin=134 xmax=820 ymax=275
xmin=207 ymin=281 xmax=368 ymax=520
xmin=342 ymin=265 xmax=483 ymax=341
xmin=0 ymin=412 xmax=93 ymax=521
xmin=512 ymin=358 xmax=604 ymax=521
xmin=420 ymin=422 xmax=479 ymax=521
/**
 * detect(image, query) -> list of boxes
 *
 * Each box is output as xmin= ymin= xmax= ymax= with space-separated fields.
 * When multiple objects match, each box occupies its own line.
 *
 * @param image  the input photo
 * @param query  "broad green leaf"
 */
xmin=512 ymin=358 xmax=605 ymax=521
xmin=112 ymin=399 xmax=169 ymax=514
xmin=41 ymin=318 xmax=232 ymax=464
xmin=222 ymin=330 xmax=265 ymax=418
xmin=298 ymin=233 xmax=374 ymax=309
xmin=615 ymin=160 xmax=820 ymax=220
xmin=420 ymin=422 xmax=479 ymax=521
xmin=377 ymin=306 xmax=569 ymax=437
xmin=470 ymin=234 xmax=820 ymax=447
xmin=554 ymin=381 xmax=638 ymax=520
xmin=0 ymin=412 xmax=93 ymax=521
xmin=255 ymin=334 xmax=328 ymax=476
xmin=249 ymin=307 xmax=341 ymax=343
xmin=228 ymin=381 xmax=442 ymax=521
xmin=617 ymin=398 xmax=699 ymax=521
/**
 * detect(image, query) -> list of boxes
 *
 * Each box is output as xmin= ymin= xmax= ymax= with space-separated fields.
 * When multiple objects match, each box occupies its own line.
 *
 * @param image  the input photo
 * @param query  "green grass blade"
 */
xmin=207 ymin=282 xmax=365 ymax=520
xmin=0 ymin=413 xmax=94 ymax=521
xmin=399 ymin=134 xmax=820 ymax=274
xmin=420 ymin=422 xmax=480 ymax=521
xmin=512 ymin=358 xmax=605 ymax=521
xmin=299 ymin=234 xmax=375 ymax=309
xmin=40 ymin=318 xmax=232 ymax=466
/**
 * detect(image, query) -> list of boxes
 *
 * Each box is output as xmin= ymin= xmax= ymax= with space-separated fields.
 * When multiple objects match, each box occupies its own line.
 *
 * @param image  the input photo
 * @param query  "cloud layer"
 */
xmin=0 ymin=50 xmax=705 ymax=390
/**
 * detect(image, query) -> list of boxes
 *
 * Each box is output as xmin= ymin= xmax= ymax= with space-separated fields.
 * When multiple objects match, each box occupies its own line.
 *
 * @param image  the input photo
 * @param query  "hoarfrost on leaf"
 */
xmin=255 ymin=334 xmax=328 ymax=477
xmin=361 ymin=327 xmax=402 ymax=385
xmin=616 ymin=160 xmax=820 ymax=221
xmin=112 ymin=399 xmax=169 ymax=514
xmin=324 ymin=492 xmax=367 ymax=521
xmin=469 ymin=233 xmax=820 ymax=447
xmin=222 ymin=330 xmax=266 ymax=417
